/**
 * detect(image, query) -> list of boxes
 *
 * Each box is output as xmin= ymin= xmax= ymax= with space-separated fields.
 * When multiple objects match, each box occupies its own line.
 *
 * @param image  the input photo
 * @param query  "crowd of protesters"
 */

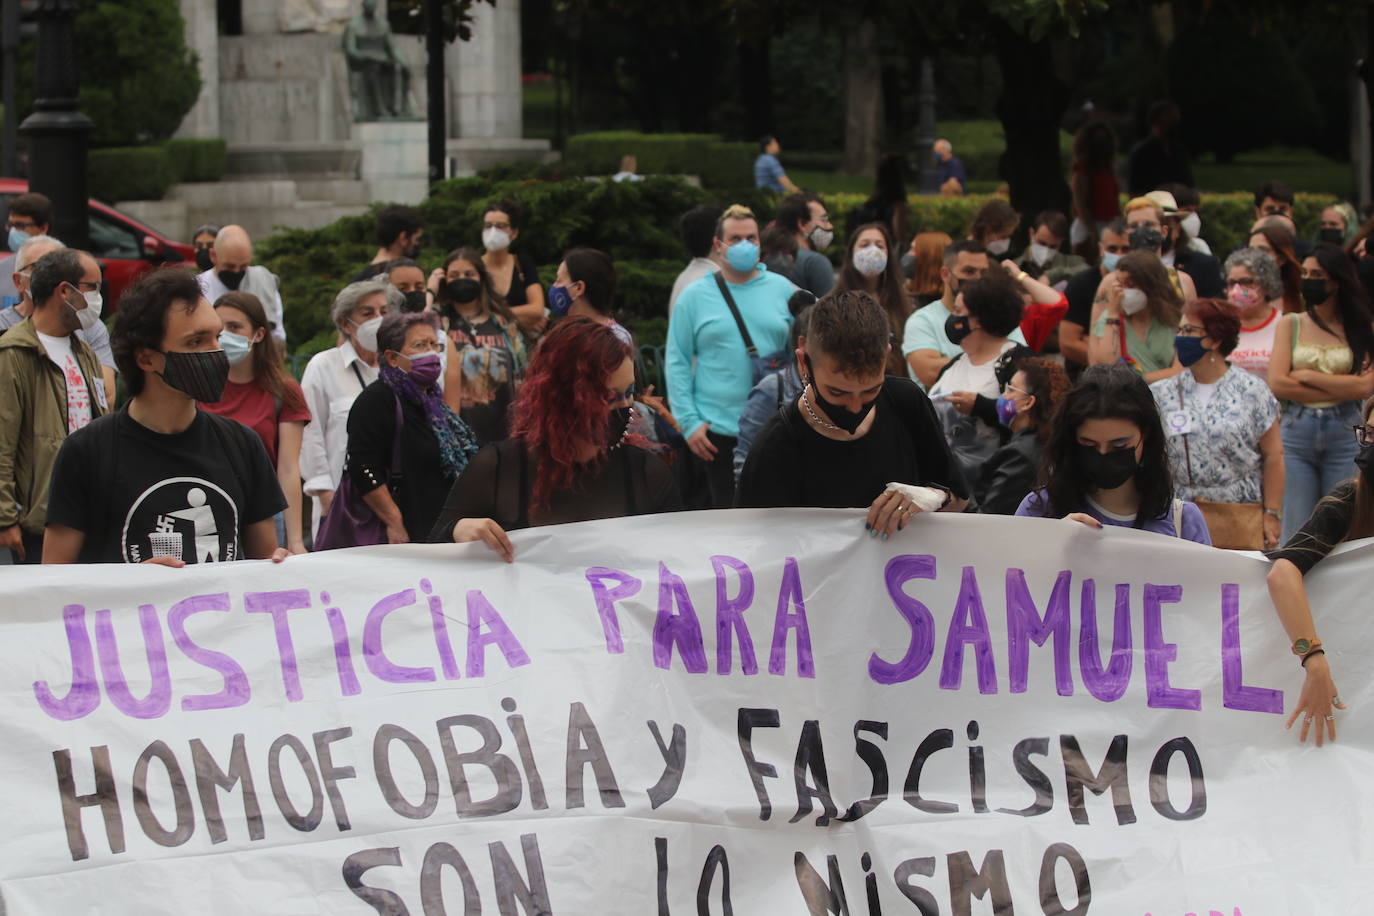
xmin=1 ymin=129 xmax=1372 ymax=746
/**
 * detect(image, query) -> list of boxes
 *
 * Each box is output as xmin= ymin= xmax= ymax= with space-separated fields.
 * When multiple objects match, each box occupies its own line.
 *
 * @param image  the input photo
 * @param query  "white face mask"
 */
xmin=986 ymin=238 xmax=1011 ymax=256
xmin=1120 ymin=287 xmax=1148 ymax=315
xmin=1028 ymin=242 xmax=1054 ymax=266
xmin=67 ymin=286 xmax=103 ymax=331
xmin=1180 ymin=212 xmax=1201 ymax=238
xmin=482 ymin=227 xmax=511 ymax=252
xmin=353 ymin=315 xmax=384 ymax=353
xmin=852 ymin=244 xmax=888 ymax=277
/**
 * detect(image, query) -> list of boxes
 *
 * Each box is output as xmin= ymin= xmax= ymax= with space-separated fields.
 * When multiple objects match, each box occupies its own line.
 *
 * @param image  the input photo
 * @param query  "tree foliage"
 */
xmin=15 ymin=0 xmax=203 ymax=147
xmin=386 ymin=0 xmax=496 ymax=42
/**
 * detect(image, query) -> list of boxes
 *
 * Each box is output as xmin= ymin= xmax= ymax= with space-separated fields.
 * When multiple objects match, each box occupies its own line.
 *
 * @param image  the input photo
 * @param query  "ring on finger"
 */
xmin=1333 ymin=696 xmax=1342 ymax=705
xmin=1326 ymin=715 xmax=1335 ymax=721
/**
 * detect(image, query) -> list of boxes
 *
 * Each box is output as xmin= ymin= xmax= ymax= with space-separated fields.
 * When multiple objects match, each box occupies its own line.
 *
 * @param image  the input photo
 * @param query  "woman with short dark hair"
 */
xmin=928 ymin=268 xmax=1032 ymax=481
xmin=1016 ymin=363 xmax=1211 ymax=543
xmin=1149 ymin=298 xmax=1283 ymax=549
xmin=333 ymin=312 xmax=479 ymax=546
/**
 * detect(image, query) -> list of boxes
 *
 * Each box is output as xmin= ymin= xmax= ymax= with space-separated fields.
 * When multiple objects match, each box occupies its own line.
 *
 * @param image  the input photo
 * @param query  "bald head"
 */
xmin=934 ymin=139 xmax=952 ymax=159
xmin=212 ymin=225 xmax=254 ymax=272
xmin=13 ymin=235 xmax=66 ymax=306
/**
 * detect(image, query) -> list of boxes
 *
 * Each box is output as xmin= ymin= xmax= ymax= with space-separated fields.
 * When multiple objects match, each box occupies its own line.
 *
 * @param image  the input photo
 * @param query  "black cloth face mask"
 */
xmin=945 ymin=313 xmax=972 ymax=346
xmin=1356 ymin=444 xmax=1373 ymax=484
xmin=1076 ymin=443 xmax=1140 ymax=490
xmin=217 ymin=268 xmax=246 ymax=291
xmin=159 ymin=349 xmax=231 ymax=403
xmin=401 ymin=290 xmax=428 ymax=313
xmin=606 ymin=406 xmax=633 ymax=448
xmin=804 ymin=354 xmax=877 ymax=435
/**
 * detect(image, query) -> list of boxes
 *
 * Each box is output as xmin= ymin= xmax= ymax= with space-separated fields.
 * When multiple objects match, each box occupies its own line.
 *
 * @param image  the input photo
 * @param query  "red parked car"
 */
xmin=0 ymin=178 xmax=195 ymax=310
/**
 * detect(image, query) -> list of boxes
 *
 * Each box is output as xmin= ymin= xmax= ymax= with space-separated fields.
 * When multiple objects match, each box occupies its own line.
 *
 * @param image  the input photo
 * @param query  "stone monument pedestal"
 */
xmin=354 ymin=121 xmax=428 ymax=204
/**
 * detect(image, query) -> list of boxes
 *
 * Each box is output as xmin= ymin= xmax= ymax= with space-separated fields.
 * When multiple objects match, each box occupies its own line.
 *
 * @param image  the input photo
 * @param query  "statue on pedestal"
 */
xmin=342 ymin=0 xmax=413 ymax=121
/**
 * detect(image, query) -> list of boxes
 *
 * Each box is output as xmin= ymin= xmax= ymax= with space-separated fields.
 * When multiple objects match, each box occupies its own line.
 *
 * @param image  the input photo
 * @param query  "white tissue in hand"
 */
xmin=885 ymin=482 xmax=946 ymax=513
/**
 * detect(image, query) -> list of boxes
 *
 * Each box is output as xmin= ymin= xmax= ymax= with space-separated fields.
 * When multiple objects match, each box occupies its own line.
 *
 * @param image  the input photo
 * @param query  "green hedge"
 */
xmin=162 ymin=138 xmax=227 ymax=183
xmin=564 ymin=131 xmax=756 ymax=189
xmin=88 ymin=146 xmax=176 ymax=203
xmin=260 ymin=175 xmax=781 ymax=354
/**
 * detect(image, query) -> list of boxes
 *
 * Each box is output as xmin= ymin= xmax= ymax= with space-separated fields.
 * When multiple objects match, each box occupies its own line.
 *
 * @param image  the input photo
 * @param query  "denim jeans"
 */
xmin=1280 ymin=401 xmax=1363 ymax=542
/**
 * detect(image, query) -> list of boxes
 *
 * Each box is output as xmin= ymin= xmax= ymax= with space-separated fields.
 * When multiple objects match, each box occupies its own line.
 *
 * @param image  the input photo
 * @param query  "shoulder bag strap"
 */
xmin=1173 ymin=498 xmax=1184 ymax=538
xmin=388 ymin=394 xmax=405 ymax=480
xmin=350 ymin=362 xmax=366 ymax=391
xmin=714 ymin=273 xmax=758 ymax=357
xmin=1176 ymin=375 xmax=1194 ymax=486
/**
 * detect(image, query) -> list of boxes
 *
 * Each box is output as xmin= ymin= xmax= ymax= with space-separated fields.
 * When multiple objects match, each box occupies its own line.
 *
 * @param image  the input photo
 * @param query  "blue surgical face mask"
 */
xmin=726 ymin=239 xmax=760 ymax=272
xmin=548 ymin=283 xmax=574 ymax=317
xmin=995 ymin=396 xmax=1019 ymax=427
xmin=8 ymin=226 xmax=27 ymax=253
xmin=1174 ymin=335 xmax=1208 ymax=368
xmin=218 ymin=330 xmax=254 ymax=366
xmin=1101 ymin=252 xmax=1121 ymax=271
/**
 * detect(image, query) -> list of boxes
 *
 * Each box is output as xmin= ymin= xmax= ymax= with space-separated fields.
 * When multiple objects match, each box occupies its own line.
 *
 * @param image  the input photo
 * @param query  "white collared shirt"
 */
xmin=197 ymin=266 xmax=287 ymax=345
xmin=299 ymin=340 xmax=378 ymax=495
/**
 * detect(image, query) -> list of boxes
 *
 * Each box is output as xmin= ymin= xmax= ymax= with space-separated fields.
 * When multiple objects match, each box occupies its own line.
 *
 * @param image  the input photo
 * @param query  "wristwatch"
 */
xmin=1291 ymin=637 xmax=1322 ymax=656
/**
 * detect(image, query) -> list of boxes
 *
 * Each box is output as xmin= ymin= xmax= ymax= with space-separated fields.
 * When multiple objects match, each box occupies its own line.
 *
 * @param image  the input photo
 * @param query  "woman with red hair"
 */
xmin=429 ymin=318 xmax=680 ymax=559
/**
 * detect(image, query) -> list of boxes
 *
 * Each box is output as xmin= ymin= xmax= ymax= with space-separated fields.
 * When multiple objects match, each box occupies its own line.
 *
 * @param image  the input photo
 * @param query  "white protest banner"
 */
xmin=0 ymin=509 xmax=1370 ymax=915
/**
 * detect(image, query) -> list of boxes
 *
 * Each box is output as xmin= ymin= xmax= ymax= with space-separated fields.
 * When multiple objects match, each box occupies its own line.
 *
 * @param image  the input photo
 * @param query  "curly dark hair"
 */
xmin=959 ymin=267 xmax=1024 ymax=338
xmin=112 ymin=267 xmax=205 ymax=397
xmin=1011 ymin=357 xmax=1070 ymax=442
xmin=1039 ymin=363 xmax=1174 ymax=526
xmin=807 ymin=289 xmax=891 ymax=377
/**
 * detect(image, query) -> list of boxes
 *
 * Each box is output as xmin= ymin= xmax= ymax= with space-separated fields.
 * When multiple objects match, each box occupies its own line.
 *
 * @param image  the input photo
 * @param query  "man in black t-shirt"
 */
xmin=737 ymin=289 xmax=969 ymax=534
xmin=44 ymin=268 xmax=287 ymax=565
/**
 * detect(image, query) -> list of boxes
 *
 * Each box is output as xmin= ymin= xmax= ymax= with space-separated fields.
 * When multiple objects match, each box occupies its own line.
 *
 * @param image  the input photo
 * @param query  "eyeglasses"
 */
xmin=408 ymin=341 xmax=444 ymax=354
xmin=1354 ymin=424 xmax=1374 ymax=447
xmin=604 ymin=384 xmax=636 ymax=405
xmin=1178 ymin=324 xmax=1206 ymax=336
xmin=482 ymin=221 xmax=511 ymax=231
xmin=1228 ymin=277 xmax=1259 ymax=288
xmin=1003 ymin=383 xmax=1031 ymax=399
xmin=6 ymin=220 xmax=35 ymax=231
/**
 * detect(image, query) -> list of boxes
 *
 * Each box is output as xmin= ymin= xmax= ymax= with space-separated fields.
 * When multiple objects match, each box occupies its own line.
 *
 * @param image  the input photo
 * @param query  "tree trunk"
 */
xmin=992 ymin=22 xmax=1070 ymax=231
xmin=738 ymin=36 xmax=773 ymax=140
xmin=842 ymin=18 xmax=882 ymax=176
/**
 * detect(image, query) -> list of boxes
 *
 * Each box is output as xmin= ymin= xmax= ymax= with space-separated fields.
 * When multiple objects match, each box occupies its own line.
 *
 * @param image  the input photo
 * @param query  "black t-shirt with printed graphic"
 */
xmin=447 ymin=312 xmax=517 ymax=445
xmin=46 ymin=406 xmax=285 ymax=563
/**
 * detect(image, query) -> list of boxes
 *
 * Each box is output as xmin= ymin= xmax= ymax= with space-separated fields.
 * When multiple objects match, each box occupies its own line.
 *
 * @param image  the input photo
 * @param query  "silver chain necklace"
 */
xmin=800 ymin=383 xmax=843 ymax=432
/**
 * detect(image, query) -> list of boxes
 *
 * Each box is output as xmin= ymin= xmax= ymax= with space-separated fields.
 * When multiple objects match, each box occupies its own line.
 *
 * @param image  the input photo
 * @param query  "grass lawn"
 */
xmin=1193 ymin=147 xmax=1356 ymax=198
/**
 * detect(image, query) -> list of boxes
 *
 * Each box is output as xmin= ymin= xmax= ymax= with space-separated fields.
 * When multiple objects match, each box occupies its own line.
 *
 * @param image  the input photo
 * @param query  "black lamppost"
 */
xmin=19 ymin=0 xmax=92 ymax=249
xmin=424 ymin=0 xmax=445 ymax=186
xmin=915 ymin=57 xmax=939 ymax=195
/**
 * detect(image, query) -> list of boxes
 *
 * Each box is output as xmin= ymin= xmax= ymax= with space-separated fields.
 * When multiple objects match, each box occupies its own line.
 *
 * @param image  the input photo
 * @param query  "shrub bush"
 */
xmin=162 ymin=138 xmax=228 ymax=184
xmin=564 ymin=132 xmax=757 ymax=189
xmin=88 ymin=146 xmax=176 ymax=203
xmin=1195 ymin=192 xmax=1335 ymax=255
xmin=259 ymin=176 xmax=782 ymax=357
